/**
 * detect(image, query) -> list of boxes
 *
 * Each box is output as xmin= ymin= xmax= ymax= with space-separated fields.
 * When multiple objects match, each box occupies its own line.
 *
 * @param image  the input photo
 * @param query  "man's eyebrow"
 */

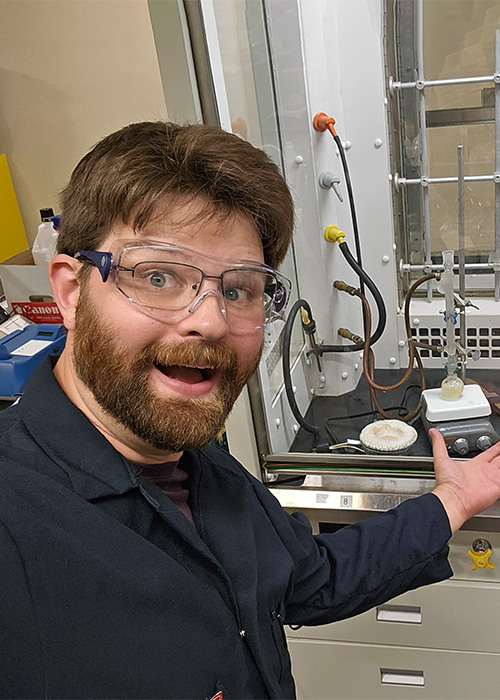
xmin=121 ymin=245 xmax=202 ymax=266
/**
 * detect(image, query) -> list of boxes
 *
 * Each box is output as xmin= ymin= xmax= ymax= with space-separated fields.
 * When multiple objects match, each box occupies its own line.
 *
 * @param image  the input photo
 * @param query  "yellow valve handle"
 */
xmin=468 ymin=548 xmax=495 ymax=570
xmin=324 ymin=225 xmax=345 ymax=244
xmin=300 ymin=308 xmax=310 ymax=324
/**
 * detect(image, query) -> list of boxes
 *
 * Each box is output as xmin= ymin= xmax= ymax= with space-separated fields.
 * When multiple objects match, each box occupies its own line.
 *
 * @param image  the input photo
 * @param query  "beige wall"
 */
xmin=0 ymin=0 xmax=168 ymax=246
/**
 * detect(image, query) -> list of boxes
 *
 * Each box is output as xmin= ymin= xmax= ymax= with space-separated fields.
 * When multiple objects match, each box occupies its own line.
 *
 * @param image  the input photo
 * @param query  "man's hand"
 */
xmin=430 ymin=428 xmax=500 ymax=533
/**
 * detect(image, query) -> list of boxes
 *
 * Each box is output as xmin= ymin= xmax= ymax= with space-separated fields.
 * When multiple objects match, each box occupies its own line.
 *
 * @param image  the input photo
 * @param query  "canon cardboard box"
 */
xmin=0 ymin=250 xmax=63 ymax=324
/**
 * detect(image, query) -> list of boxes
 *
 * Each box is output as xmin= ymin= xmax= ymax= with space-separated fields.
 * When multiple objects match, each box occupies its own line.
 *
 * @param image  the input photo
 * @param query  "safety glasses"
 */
xmin=74 ymin=240 xmax=291 ymax=330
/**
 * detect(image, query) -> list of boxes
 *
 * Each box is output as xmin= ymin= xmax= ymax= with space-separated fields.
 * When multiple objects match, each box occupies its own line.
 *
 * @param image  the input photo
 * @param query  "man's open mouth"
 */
xmin=154 ymin=363 xmax=217 ymax=384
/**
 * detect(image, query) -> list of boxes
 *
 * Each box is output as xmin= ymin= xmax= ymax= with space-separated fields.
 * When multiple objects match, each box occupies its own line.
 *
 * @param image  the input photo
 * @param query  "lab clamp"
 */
xmin=420 ymin=247 xmax=498 ymax=456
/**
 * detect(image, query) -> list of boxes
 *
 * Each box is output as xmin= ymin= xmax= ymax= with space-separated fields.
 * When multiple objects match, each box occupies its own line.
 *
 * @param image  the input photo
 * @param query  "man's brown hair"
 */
xmin=58 ymin=121 xmax=294 ymax=269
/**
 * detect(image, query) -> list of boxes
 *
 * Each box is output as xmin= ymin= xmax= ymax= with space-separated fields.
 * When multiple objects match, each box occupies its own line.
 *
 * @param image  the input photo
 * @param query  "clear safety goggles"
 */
xmin=74 ymin=240 xmax=291 ymax=331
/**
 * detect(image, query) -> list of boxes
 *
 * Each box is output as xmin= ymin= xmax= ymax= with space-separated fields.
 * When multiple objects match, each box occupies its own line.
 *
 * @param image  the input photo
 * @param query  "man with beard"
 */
xmin=0 ymin=121 xmax=500 ymax=700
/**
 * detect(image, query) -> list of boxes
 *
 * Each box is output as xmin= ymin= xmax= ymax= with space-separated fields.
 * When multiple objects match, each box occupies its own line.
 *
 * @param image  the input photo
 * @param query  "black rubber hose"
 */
xmin=334 ymin=133 xmax=364 ymax=294
xmin=282 ymin=299 xmax=320 ymax=436
xmin=318 ymin=240 xmax=387 ymax=353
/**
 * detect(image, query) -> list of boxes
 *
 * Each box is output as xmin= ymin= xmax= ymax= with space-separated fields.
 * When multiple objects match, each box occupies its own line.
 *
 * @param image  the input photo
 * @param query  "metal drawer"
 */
xmin=288 ymin=638 xmax=500 ymax=700
xmin=286 ymin=579 xmax=500 ymax=652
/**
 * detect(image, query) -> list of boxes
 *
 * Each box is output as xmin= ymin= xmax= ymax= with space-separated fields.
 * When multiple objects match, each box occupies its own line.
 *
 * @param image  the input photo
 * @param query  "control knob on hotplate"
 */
xmin=452 ymin=437 xmax=469 ymax=455
xmin=476 ymin=435 xmax=493 ymax=451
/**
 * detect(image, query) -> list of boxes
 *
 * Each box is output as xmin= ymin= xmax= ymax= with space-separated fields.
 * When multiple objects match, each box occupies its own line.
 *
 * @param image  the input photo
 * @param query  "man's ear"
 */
xmin=49 ymin=254 xmax=82 ymax=331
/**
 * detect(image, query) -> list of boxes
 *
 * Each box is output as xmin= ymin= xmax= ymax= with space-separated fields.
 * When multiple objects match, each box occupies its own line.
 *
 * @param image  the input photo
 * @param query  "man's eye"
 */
xmin=144 ymin=270 xmax=181 ymax=289
xmin=148 ymin=272 xmax=169 ymax=288
xmin=225 ymin=287 xmax=250 ymax=303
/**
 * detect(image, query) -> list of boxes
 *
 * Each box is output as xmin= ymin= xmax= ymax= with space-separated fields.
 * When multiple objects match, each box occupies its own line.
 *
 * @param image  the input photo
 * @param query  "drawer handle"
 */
xmin=376 ymin=604 xmax=422 ymax=624
xmin=380 ymin=669 xmax=424 ymax=686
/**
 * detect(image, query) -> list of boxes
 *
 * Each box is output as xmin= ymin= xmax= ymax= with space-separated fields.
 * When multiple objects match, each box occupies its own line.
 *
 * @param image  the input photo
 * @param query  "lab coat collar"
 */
xmin=16 ymin=356 xmax=145 ymax=501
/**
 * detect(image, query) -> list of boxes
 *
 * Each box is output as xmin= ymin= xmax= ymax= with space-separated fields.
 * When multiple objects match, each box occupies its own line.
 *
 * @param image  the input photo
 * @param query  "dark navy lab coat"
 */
xmin=0 ymin=358 xmax=452 ymax=699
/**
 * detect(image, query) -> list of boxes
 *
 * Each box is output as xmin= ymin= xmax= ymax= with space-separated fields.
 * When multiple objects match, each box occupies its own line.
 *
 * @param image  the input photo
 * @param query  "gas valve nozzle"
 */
xmin=334 ymin=280 xmax=358 ymax=296
xmin=338 ymin=328 xmax=364 ymax=345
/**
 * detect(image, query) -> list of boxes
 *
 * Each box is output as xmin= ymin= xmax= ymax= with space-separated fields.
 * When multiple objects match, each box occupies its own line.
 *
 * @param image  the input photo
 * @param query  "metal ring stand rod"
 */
xmin=402 ymin=262 xmax=496 ymax=273
xmin=391 ymin=75 xmax=498 ymax=91
xmin=458 ymin=144 xmax=467 ymax=381
xmin=397 ymin=174 xmax=496 ymax=186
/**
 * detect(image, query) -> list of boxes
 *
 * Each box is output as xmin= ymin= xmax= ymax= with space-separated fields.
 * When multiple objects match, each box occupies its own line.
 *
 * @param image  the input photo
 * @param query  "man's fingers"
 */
xmin=429 ymin=428 xmax=448 ymax=461
xmin=483 ymin=440 xmax=500 ymax=461
xmin=430 ymin=430 xmax=500 ymax=464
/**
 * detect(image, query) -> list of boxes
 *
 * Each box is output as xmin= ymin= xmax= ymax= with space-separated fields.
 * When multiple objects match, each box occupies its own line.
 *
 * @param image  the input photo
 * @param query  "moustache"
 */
xmin=137 ymin=341 xmax=239 ymax=372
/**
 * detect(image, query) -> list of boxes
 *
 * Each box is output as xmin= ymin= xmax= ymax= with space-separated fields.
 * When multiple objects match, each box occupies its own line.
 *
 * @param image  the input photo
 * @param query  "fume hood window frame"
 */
xmin=385 ymin=0 xmax=500 ymax=301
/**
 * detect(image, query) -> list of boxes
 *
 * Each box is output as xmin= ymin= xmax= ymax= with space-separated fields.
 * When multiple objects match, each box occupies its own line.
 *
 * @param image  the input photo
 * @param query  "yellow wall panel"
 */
xmin=0 ymin=154 xmax=28 ymax=262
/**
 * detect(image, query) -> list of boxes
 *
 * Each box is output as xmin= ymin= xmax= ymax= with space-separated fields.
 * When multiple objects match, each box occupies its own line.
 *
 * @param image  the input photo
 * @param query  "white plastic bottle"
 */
xmin=46 ymin=214 xmax=60 ymax=262
xmin=32 ymin=208 xmax=55 ymax=265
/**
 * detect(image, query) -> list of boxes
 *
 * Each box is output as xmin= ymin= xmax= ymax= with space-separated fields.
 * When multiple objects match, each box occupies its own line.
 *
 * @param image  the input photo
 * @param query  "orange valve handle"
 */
xmin=313 ymin=112 xmax=337 ymax=137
